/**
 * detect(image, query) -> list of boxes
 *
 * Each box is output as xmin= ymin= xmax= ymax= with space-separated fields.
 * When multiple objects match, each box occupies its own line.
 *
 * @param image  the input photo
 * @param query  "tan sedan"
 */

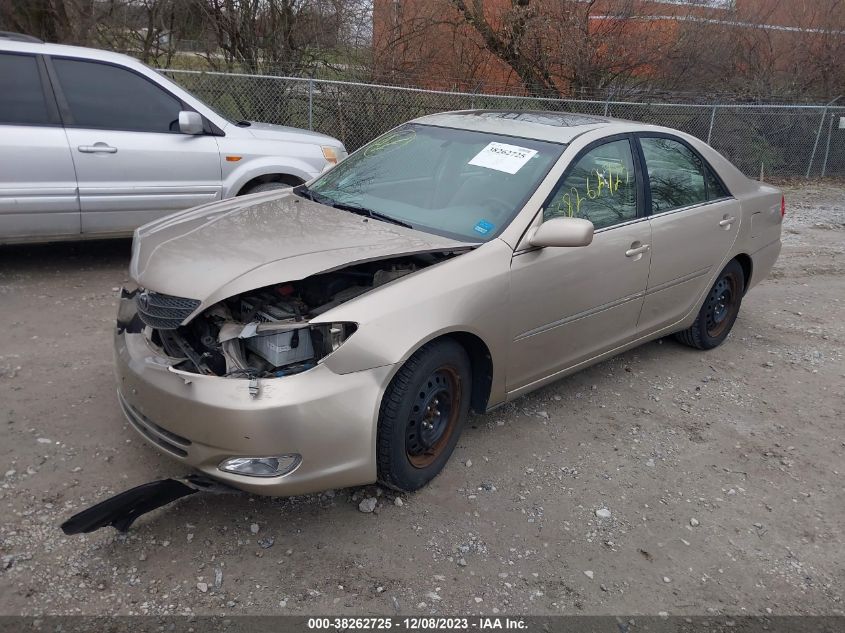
xmin=114 ymin=111 xmax=784 ymax=497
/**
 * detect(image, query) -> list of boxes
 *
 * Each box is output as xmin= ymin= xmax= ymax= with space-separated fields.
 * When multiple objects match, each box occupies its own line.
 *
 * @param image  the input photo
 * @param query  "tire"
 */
xmin=377 ymin=340 xmax=472 ymax=492
xmin=241 ymin=181 xmax=291 ymax=195
xmin=674 ymin=259 xmax=745 ymax=350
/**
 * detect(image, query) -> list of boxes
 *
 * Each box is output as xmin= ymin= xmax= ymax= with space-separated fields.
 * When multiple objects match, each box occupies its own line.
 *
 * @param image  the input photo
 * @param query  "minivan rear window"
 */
xmin=0 ymin=53 xmax=51 ymax=125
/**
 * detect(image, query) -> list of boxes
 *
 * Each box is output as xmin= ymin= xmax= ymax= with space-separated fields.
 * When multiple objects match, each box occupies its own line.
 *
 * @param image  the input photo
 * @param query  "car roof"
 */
xmin=0 ymin=37 xmax=141 ymax=67
xmin=413 ymin=110 xmax=661 ymax=144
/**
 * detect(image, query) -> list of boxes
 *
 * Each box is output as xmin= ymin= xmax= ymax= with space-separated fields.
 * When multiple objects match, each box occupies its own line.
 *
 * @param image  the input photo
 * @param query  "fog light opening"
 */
xmin=218 ymin=455 xmax=301 ymax=478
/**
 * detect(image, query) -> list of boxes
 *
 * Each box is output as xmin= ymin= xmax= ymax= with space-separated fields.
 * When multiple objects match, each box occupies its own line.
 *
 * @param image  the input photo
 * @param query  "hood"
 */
xmin=245 ymin=121 xmax=342 ymax=146
xmin=131 ymin=192 xmax=467 ymax=308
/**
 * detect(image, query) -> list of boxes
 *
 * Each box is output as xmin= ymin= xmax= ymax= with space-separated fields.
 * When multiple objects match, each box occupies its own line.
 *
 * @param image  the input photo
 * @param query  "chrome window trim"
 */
xmin=592 ymin=215 xmax=650 ymax=234
xmin=647 ymin=196 xmax=736 ymax=220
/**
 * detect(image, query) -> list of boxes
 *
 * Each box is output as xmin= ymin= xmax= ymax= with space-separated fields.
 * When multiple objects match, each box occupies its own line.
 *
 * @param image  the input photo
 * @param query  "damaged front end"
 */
xmin=120 ymin=252 xmax=459 ymax=382
xmin=64 ymin=250 xmax=469 ymax=533
xmin=60 ymin=474 xmax=236 ymax=535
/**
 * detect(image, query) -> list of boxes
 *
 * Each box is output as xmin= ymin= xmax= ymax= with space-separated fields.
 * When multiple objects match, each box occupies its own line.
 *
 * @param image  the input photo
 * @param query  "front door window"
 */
xmin=544 ymin=139 xmax=638 ymax=230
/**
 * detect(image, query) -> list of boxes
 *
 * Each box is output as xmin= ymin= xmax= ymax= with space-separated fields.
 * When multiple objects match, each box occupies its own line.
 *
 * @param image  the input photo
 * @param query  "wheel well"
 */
xmin=237 ymin=173 xmax=304 ymax=195
xmin=441 ymin=332 xmax=493 ymax=414
xmin=734 ymin=254 xmax=753 ymax=294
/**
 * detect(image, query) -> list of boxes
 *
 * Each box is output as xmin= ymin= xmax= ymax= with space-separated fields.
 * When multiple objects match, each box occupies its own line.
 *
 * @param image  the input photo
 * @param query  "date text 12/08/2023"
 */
xmin=306 ymin=616 xmax=528 ymax=630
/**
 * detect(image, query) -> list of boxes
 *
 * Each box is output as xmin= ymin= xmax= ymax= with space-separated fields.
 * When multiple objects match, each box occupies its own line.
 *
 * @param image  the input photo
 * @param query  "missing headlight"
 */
xmin=310 ymin=322 xmax=358 ymax=358
xmin=136 ymin=251 xmax=461 ymax=379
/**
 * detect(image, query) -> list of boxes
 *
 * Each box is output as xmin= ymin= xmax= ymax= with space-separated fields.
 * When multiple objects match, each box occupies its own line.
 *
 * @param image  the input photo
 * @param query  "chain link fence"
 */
xmin=162 ymin=69 xmax=845 ymax=180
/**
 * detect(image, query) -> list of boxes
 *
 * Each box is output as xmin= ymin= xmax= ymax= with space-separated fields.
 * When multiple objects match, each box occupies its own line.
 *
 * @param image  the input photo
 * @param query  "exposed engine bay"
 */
xmin=131 ymin=252 xmax=461 ymax=379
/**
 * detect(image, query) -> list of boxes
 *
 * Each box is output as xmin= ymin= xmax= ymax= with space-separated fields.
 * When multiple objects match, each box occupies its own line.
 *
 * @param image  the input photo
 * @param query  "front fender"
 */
xmin=317 ymin=239 xmax=514 ymax=408
xmin=223 ymin=157 xmax=321 ymax=196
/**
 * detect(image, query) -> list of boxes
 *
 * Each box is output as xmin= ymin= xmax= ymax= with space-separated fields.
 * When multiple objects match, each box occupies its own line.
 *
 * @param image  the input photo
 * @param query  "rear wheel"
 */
xmin=675 ymin=259 xmax=745 ymax=350
xmin=377 ymin=340 xmax=471 ymax=491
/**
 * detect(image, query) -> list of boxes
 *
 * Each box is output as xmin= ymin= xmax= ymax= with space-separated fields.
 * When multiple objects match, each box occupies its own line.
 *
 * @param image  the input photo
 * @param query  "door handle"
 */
xmin=719 ymin=216 xmax=736 ymax=227
xmin=625 ymin=243 xmax=650 ymax=257
xmin=78 ymin=144 xmax=117 ymax=154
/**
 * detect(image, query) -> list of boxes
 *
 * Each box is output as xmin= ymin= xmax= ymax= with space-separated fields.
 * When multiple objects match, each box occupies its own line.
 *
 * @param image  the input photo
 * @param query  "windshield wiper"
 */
xmin=296 ymin=186 xmax=413 ymax=229
xmin=331 ymin=202 xmax=413 ymax=229
xmin=295 ymin=184 xmax=333 ymax=206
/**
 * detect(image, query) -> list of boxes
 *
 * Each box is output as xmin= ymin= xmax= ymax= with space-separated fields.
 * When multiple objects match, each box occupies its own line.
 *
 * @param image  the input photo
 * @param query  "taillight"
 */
xmin=780 ymin=195 xmax=786 ymax=219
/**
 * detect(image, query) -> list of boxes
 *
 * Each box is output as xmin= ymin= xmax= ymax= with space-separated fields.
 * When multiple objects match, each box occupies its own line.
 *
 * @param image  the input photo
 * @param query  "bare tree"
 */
xmin=4 ymin=0 xmax=843 ymax=101
xmin=447 ymin=0 xmax=557 ymax=96
xmin=1 ymin=0 xmax=371 ymax=75
xmin=786 ymin=0 xmax=845 ymax=99
xmin=371 ymin=0 xmax=719 ymax=98
xmin=371 ymin=0 xmax=845 ymax=101
xmin=0 ymin=0 xmax=88 ymax=43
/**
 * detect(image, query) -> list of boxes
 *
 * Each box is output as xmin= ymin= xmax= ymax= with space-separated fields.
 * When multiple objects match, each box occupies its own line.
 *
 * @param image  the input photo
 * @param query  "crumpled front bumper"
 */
xmin=114 ymin=321 xmax=393 ymax=497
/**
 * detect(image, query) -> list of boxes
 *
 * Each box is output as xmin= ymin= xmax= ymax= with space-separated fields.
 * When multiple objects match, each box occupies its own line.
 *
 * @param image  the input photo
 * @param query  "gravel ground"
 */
xmin=0 ymin=183 xmax=843 ymax=617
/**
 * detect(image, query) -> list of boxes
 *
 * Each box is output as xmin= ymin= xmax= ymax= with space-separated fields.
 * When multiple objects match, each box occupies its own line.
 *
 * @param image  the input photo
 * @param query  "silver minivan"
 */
xmin=0 ymin=33 xmax=347 ymax=244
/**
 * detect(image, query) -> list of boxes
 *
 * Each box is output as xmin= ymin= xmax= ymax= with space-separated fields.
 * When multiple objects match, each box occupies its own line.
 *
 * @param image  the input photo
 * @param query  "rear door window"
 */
xmin=0 ymin=53 xmax=51 ymax=125
xmin=704 ymin=163 xmax=729 ymax=200
xmin=51 ymin=58 xmax=183 ymax=133
xmin=640 ymin=136 xmax=724 ymax=212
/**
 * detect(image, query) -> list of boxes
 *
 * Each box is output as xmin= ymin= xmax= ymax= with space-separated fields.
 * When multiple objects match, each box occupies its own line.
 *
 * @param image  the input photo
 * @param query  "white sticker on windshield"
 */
xmin=468 ymin=142 xmax=538 ymax=174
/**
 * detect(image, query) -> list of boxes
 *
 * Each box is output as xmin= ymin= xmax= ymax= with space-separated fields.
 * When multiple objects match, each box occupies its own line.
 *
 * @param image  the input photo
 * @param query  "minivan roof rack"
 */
xmin=0 ymin=31 xmax=44 ymax=43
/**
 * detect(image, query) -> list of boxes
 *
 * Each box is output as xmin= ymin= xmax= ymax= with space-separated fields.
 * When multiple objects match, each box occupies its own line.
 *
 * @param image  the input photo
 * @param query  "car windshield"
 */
xmin=305 ymin=123 xmax=565 ymax=242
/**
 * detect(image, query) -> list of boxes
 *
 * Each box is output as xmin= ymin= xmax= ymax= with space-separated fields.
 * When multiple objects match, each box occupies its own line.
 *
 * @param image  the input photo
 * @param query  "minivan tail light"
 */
xmin=780 ymin=195 xmax=786 ymax=219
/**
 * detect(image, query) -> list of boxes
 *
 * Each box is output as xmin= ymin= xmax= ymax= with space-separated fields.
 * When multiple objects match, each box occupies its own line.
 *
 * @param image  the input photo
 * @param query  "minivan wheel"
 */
xmin=377 ymin=340 xmax=471 ymax=492
xmin=674 ymin=259 xmax=745 ymax=350
xmin=241 ymin=181 xmax=290 ymax=195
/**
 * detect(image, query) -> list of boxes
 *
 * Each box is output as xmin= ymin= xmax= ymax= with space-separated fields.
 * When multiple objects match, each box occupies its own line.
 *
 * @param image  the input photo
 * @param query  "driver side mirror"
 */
xmin=528 ymin=217 xmax=594 ymax=248
xmin=178 ymin=111 xmax=204 ymax=135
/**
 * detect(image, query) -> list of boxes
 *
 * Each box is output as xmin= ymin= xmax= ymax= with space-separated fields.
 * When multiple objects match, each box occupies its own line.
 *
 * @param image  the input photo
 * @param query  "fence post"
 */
xmin=806 ymin=97 xmax=840 ymax=178
xmin=471 ymin=82 xmax=483 ymax=110
xmin=707 ymin=104 xmax=717 ymax=145
xmin=821 ymin=111 xmax=836 ymax=178
xmin=806 ymin=107 xmax=827 ymax=178
xmin=308 ymin=77 xmax=314 ymax=131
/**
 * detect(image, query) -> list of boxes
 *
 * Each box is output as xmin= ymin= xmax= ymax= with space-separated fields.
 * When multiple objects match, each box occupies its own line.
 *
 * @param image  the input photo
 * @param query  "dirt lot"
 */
xmin=0 ymin=183 xmax=843 ymax=617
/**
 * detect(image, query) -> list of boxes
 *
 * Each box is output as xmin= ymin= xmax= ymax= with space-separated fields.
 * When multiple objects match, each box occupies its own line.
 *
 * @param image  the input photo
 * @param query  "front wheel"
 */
xmin=240 ymin=181 xmax=292 ymax=195
xmin=377 ymin=340 xmax=471 ymax=492
xmin=674 ymin=259 xmax=745 ymax=350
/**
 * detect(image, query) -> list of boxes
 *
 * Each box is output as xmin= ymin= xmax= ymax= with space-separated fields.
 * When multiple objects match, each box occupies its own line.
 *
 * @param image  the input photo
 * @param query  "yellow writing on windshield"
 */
xmin=364 ymin=128 xmax=417 ymax=157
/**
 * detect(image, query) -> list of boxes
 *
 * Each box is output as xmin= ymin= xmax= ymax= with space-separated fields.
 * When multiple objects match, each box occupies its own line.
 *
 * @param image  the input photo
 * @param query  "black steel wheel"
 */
xmin=675 ymin=259 xmax=745 ymax=350
xmin=377 ymin=340 xmax=471 ymax=491
xmin=703 ymin=273 xmax=739 ymax=339
xmin=405 ymin=367 xmax=461 ymax=468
